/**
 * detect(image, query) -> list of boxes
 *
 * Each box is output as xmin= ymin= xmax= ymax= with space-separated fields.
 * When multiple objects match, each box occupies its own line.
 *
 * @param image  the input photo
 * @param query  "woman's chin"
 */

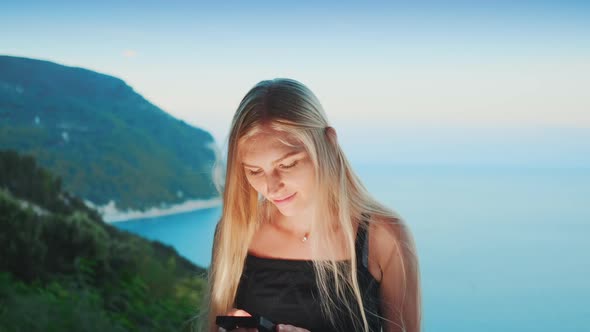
xmin=275 ymin=207 xmax=294 ymax=216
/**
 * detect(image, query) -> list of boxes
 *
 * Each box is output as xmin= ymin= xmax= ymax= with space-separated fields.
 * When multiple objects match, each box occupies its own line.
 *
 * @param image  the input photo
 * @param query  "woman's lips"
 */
xmin=273 ymin=193 xmax=296 ymax=204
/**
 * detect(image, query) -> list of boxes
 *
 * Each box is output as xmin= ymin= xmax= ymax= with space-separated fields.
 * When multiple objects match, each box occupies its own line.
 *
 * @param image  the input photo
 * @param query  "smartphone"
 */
xmin=216 ymin=314 xmax=275 ymax=332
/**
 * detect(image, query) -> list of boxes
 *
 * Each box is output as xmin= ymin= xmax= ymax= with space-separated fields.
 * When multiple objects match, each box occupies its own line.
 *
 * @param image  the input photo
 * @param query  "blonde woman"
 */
xmin=206 ymin=78 xmax=421 ymax=332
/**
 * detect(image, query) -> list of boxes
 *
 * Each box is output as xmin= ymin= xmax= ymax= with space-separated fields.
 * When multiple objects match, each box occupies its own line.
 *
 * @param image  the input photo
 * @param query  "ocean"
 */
xmin=113 ymin=165 xmax=590 ymax=331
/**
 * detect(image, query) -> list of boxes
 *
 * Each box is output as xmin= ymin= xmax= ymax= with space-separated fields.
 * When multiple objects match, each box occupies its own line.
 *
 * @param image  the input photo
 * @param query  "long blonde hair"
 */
xmin=204 ymin=78 xmax=420 ymax=332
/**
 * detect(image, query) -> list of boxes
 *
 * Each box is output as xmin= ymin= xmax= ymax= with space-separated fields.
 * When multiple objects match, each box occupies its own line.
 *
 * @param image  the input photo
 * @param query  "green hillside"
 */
xmin=0 ymin=55 xmax=220 ymax=211
xmin=0 ymin=149 xmax=208 ymax=331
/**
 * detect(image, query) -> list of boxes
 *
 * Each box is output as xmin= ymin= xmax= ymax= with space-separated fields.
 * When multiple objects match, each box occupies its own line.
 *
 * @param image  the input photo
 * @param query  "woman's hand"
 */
xmin=217 ymin=308 xmax=256 ymax=332
xmin=226 ymin=308 xmax=252 ymax=317
xmin=217 ymin=309 xmax=310 ymax=332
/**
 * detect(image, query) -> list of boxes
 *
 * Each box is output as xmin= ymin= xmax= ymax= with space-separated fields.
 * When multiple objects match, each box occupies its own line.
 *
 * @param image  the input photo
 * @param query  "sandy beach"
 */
xmin=86 ymin=197 xmax=222 ymax=223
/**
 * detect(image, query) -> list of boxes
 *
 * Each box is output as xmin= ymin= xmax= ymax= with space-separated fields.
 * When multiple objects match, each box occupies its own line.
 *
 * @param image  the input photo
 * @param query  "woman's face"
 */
xmin=240 ymin=130 xmax=316 ymax=217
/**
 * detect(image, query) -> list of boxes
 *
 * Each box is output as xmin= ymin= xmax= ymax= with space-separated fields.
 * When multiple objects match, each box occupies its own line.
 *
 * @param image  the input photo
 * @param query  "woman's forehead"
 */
xmin=242 ymin=129 xmax=298 ymax=146
xmin=239 ymin=131 xmax=304 ymax=160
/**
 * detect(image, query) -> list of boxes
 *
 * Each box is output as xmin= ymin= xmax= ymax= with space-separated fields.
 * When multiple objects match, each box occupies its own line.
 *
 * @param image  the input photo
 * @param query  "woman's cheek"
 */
xmin=250 ymin=177 xmax=267 ymax=196
xmin=292 ymin=164 xmax=314 ymax=185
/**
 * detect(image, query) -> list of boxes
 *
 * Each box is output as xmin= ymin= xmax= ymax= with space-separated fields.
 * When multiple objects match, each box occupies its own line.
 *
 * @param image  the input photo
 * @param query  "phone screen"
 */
xmin=216 ymin=316 xmax=258 ymax=329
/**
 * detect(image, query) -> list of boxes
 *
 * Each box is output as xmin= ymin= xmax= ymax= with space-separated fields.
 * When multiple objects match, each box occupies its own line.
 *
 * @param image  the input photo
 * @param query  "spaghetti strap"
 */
xmin=355 ymin=213 xmax=370 ymax=270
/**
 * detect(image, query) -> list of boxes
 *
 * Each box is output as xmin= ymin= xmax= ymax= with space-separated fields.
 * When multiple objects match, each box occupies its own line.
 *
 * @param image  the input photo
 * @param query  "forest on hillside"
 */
xmin=0 ymin=149 xmax=209 ymax=332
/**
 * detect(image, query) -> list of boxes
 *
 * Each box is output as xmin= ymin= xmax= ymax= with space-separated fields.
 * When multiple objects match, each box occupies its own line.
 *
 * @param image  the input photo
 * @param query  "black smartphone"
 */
xmin=216 ymin=314 xmax=275 ymax=332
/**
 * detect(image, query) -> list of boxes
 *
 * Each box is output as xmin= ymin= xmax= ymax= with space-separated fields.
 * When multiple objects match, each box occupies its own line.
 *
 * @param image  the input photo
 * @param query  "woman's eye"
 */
xmin=280 ymin=161 xmax=298 ymax=169
xmin=247 ymin=169 xmax=262 ymax=176
xmin=246 ymin=161 xmax=298 ymax=176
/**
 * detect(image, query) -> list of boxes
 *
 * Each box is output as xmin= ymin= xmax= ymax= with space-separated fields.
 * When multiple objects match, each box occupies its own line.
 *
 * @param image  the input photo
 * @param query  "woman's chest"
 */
xmin=235 ymin=261 xmax=332 ymax=331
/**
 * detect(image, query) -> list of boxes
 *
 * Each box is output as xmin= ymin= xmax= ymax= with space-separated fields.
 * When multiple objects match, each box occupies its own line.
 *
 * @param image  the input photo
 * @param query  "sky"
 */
xmin=1 ymin=0 xmax=589 ymax=166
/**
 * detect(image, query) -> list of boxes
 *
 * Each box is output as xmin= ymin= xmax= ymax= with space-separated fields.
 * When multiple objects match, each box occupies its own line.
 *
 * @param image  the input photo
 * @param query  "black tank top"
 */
xmin=235 ymin=222 xmax=382 ymax=332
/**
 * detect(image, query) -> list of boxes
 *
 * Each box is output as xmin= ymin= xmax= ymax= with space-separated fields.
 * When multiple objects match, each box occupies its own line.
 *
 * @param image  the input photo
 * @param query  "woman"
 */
xmin=206 ymin=78 xmax=421 ymax=332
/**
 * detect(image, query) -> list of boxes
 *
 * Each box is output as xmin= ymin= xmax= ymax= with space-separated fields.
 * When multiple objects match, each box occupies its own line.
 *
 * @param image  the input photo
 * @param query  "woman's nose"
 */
xmin=265 ymin=170 xmax=283 ymax=196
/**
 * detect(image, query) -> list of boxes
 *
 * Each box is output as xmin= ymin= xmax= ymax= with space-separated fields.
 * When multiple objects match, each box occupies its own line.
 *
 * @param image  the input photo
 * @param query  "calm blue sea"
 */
xmin=113 ymin=165 xmax=590 ymax=332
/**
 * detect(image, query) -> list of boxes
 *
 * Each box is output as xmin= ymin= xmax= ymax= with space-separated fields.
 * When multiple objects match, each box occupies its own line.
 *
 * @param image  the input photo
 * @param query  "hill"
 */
xmin=0 ymin=55 xmax=220 ymax=211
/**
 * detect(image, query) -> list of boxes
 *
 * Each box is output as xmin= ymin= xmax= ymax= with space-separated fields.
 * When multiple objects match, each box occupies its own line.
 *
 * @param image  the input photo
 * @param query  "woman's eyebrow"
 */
xmin=242 ymin=150 xmax=302 ymax=168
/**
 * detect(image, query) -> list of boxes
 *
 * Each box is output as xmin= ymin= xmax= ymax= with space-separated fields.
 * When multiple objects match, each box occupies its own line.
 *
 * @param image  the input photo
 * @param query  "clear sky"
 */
xmin=2 ymin=0 xmax=589 ymax=166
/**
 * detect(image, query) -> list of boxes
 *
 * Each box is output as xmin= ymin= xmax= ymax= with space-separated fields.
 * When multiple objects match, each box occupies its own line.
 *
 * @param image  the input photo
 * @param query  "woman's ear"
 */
xmin=325 ymin=126 xmax=338 ymax=147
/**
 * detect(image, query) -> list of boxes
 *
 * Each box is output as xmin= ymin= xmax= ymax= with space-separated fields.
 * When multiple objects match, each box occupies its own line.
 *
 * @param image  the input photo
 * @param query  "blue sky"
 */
xmin=1 ymin=0 xmax=589 ymax=166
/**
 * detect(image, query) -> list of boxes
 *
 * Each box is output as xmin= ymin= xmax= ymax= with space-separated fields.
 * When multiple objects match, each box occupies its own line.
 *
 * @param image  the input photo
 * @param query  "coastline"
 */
xmin=85 ymin=197 xmax=222 ymax=223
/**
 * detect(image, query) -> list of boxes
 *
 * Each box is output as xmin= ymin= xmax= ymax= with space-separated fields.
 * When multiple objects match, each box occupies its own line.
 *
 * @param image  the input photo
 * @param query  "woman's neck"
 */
xmin=270 ymin=209 xmax=313 ymax=236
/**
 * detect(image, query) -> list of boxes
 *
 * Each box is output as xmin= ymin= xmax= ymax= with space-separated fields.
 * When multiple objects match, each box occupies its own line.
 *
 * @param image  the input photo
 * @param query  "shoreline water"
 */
xmin=85 ymin=197 xmax=222 ymax=223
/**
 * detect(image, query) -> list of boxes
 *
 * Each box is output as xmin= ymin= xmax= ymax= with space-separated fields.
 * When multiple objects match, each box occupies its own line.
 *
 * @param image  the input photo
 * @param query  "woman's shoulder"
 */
xmin=366 ymin=214 xmax=409 ymax=244
xmin=366 ymin=214 xmax=416 ymax=280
